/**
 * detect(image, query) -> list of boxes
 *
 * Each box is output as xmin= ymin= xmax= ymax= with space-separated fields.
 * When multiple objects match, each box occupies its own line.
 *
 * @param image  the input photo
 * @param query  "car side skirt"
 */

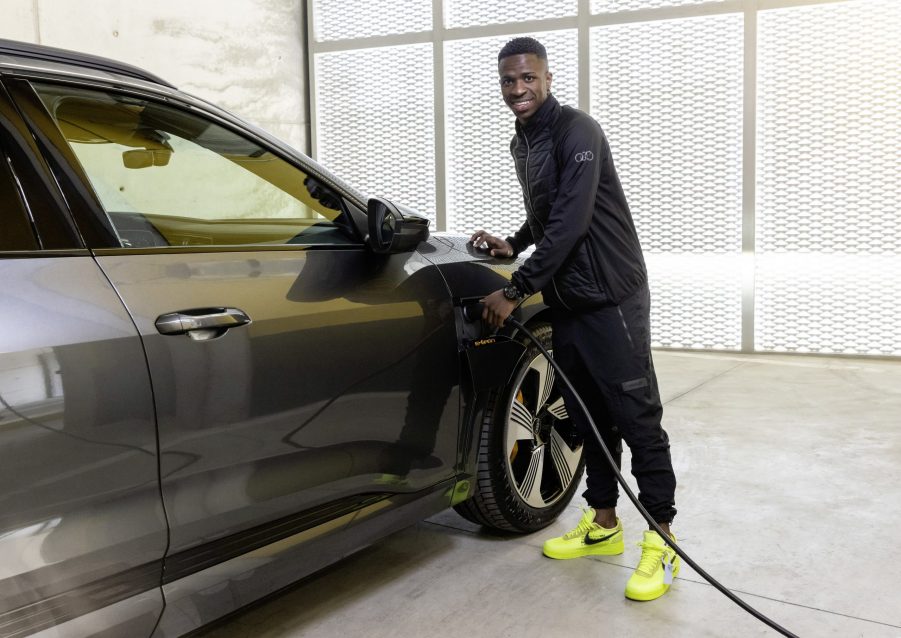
xmin=27 ymin=589 xmax=164 ymax=638
xmin=152 ymin=479 xmax=457 ymax=637
xmin=5 ymin=482 xmax=456 ymax=638
xmin=0 ymin=563 xmax=162 ymax=638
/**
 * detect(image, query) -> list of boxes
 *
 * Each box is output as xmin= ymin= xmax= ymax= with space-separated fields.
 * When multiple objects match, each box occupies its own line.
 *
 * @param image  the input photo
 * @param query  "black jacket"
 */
xmin=507 ymin=95 xmax=647 ymax=310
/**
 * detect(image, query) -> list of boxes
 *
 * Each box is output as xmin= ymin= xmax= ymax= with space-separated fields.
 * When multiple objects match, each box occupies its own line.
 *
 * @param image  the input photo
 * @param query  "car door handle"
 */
xmin=155 ymin=307 xmax=252 ymax=338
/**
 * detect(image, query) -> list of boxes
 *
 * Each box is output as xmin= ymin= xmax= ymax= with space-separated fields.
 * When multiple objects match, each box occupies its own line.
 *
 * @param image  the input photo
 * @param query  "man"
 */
xmin=470 ymin=36 xmax=679 ymax=601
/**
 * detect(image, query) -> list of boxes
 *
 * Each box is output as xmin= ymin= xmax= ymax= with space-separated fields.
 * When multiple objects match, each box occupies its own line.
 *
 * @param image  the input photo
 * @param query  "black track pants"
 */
xmin=551 ymin=282 xmax=677 ymax=524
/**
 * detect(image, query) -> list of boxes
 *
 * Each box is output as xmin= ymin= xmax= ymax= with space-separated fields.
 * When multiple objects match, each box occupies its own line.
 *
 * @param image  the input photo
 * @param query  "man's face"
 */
xmin=498 ymin=53 xmax=552 ymax=125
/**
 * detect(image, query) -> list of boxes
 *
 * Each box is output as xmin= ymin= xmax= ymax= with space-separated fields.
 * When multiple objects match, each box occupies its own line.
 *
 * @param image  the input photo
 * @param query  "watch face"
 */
xmin=504 ymin=285 xmax=519 ymax=300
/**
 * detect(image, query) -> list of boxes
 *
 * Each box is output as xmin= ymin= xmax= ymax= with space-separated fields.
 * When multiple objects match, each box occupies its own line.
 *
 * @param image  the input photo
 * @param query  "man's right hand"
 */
xmin=469 ymin=230 xmax=514 ymax=258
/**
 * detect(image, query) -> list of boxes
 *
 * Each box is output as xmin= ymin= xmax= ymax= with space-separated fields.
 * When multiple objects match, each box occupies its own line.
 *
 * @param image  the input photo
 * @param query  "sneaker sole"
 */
xmin=542 ymin=541 xmax=625 ymax=559
xmin=624 ymin=563 xmax=681 ymax=601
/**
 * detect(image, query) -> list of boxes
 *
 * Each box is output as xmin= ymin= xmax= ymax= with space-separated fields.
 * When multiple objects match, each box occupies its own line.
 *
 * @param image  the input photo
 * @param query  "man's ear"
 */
xmin=546 ymin=71 xmax=553 ymax=90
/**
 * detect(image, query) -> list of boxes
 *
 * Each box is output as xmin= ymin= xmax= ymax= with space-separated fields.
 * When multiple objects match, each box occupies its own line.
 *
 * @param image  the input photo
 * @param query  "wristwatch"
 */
xmin=503 ymin=283 xmax=524 ymax=301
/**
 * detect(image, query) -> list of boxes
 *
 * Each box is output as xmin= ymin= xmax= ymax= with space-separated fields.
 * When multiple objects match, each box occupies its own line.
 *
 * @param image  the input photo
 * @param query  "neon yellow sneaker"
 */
xmin=542 ymin=508 xmax=624 ymax=559
xmin=625 ymin=530 xmax=680 ymax=601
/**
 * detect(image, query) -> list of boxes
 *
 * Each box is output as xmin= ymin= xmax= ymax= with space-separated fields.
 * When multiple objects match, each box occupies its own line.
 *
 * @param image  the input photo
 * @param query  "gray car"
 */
xmin=0 ymin=40 xmax=584 ymax=637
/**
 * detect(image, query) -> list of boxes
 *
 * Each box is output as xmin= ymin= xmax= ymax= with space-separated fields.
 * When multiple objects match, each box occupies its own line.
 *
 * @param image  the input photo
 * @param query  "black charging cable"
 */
xmin=464 ymin=303 xmax=799 ymax=638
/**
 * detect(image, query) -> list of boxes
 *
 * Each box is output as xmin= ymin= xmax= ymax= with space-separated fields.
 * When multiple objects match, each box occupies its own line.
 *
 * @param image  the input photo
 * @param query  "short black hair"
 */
xmin=498 ymin=37 xmax=547 ymax=64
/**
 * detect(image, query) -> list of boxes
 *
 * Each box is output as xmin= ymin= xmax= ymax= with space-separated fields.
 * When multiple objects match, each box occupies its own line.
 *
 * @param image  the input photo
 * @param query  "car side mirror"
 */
xmin=367 ymin=197 xmax=430 ymax=254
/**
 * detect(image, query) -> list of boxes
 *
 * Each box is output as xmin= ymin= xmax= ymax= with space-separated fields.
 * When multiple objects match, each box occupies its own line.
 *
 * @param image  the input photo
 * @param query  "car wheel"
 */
xmin=455 ymin=322 xmax=585 ymax=533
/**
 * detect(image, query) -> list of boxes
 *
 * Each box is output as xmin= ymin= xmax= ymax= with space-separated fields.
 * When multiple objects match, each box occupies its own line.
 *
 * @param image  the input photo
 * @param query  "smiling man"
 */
xmin=470 ymin=37 xmax=680 ymax=602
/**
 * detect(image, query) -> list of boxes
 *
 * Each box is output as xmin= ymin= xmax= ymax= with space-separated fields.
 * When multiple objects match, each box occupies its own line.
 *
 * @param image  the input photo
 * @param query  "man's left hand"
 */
xmin=481 ymin=289 xmax=518 ymax=328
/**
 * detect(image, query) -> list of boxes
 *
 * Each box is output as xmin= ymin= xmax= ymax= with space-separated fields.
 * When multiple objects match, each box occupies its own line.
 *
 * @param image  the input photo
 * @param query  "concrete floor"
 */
xmin=196 ymin=351 xmax=901 ymax=638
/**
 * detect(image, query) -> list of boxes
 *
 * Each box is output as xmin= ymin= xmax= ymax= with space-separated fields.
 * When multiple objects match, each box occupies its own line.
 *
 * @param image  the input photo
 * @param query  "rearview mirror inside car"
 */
xmin=123 ymin=148 xmax=172 ymax=169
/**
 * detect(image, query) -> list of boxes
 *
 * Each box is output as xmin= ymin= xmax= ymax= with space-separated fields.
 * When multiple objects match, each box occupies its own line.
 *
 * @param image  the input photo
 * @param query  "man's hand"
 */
xmin=481 ymin=289 xmax=518 ymax=328
xmin=470 ymin=230 xmax=514 ymax=258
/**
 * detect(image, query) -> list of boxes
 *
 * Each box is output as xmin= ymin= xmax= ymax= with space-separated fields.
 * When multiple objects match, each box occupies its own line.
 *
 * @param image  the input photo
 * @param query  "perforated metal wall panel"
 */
xmin=444 ymin=1 xmax=576 ymax=29
xmin=646 ymin=255 xmax=742 ymax=350
xmin=309 ymin=1 xmax=901 ymax=356
xmin=592 ymin=0 xmax=728 ymax=13
xmin=314 ymin=44 xmax=437 ymax=221
xmin=444 ymin=30 xmax=579 ymax=236
xmin=756 ymin=0 xmax=901 ymax=355
xmin=755 ymin=255 xmax=901 ymax=356
xmin=590 ymin=14 xmax=744 ymax=349
xmin=312 ymin=0 xmax=432 ymax=41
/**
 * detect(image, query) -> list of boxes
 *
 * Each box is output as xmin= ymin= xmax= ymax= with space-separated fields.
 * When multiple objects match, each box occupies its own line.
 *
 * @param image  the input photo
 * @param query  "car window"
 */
xmin=31 ymin=83 xmax=357 ymax=248
xmin=0 ymin=139 xmax=39 ymax=251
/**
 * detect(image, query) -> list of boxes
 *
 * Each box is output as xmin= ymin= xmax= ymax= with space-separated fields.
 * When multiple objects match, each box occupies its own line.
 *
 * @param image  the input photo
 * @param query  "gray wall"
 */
xmin=1 ymin=0 xmax=309 ymax=153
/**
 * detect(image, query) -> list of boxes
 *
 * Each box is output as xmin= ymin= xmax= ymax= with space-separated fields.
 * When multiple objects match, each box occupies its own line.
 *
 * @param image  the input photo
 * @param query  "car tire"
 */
xmin=455 ymin=322 xmax=585 ymax=533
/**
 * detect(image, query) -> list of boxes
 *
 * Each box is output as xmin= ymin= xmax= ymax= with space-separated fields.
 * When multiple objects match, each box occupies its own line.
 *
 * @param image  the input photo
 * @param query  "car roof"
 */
xmin=0 ymin=38 xmax=175 ymax=89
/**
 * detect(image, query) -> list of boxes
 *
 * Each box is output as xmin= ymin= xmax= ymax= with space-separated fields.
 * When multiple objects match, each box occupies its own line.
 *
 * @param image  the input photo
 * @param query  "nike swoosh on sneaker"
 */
xmin=584 ymin=531 xmax=620 ymax=545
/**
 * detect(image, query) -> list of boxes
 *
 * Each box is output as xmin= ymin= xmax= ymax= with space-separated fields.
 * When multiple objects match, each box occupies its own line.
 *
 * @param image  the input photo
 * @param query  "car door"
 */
xmin=10 ymin=80 xmax=461 ymax=569
xmin=0 ymin=83 xmax=166 ymax=636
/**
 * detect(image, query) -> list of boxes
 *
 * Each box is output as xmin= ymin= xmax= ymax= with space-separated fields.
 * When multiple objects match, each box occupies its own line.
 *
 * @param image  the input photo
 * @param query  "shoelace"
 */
xmin=635 ymin=540 xmax=666 ymax=577
xmin=563 ymin=509 xmax=598 ymax=540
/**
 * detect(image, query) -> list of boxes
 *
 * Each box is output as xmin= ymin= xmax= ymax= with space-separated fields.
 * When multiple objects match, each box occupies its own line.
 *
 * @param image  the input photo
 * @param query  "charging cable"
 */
xmin=464 ymin=303 xmax=799 ymax=638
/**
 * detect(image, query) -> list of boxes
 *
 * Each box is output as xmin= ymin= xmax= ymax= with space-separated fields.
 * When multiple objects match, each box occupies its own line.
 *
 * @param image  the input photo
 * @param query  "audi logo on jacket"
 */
xmin=505 ymin=94 xmax=648 ymax=311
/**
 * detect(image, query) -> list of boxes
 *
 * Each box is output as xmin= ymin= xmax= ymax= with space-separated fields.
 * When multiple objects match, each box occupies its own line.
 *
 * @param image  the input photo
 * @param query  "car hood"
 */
xmin=416 ymin=233 xmax=524 ymax=301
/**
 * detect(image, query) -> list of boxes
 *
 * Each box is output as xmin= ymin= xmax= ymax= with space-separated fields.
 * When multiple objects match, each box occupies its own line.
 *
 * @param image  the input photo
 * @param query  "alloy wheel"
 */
xmin=504 ymin=352 xmax=583 ymax=508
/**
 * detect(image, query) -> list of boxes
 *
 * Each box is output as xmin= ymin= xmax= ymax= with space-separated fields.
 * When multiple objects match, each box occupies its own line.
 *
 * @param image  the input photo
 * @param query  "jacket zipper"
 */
xmin=520 ymin=128 xmax=571 ymax=310
xmin=518 ymin=130 xmax=534 ymax=215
